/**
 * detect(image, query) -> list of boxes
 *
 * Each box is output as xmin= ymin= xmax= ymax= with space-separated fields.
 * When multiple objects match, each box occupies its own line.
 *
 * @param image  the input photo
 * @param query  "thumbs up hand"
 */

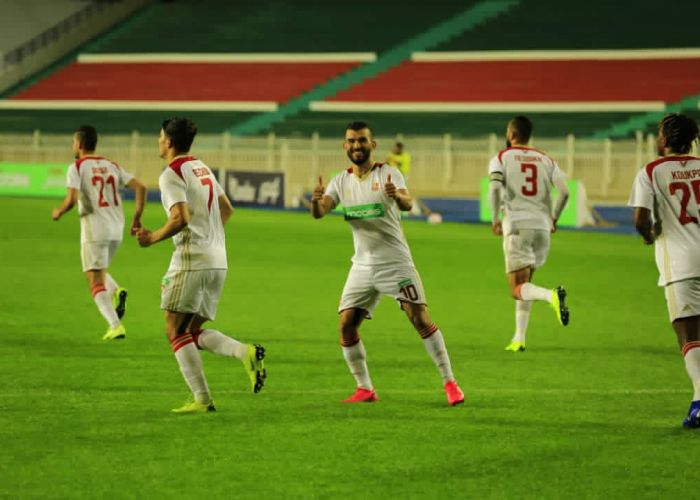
xmin=312 ymin=175 xmax=325 ymax=202
xmin=384 ymin=173 xmax=397 ymax=199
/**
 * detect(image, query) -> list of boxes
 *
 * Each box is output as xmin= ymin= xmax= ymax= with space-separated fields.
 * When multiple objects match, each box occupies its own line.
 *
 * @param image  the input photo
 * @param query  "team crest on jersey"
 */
xmin=372 ymin=182 xmax=380 ymax=191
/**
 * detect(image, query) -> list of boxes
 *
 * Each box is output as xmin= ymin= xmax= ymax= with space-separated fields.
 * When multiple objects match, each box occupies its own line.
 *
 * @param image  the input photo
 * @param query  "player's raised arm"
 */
xmin=52 ymin=188 xmax=78 ymax=221
xmin=137 ymin=201 xmax=191 ymax=247
xmin=311 ymin=175 xmax=335 ymax=219
xmin=126 ymin=177 xmax=147 ymax=235
xmin=385 ymin=173 xmax=412 ymax=212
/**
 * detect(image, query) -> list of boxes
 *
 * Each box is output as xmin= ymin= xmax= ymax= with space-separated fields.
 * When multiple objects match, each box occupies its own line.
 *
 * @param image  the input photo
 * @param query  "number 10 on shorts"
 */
xmin=399 ymin=279 xmax=419 ymax=301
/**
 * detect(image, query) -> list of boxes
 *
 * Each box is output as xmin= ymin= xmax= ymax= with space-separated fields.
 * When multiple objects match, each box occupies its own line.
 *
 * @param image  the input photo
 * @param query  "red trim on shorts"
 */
xmin=682 ymin=341 xmax=700 ymax=357
xmin=91 ymin=284 xmax=107 ymax=297
xmin=170 ymin=333 xmax=194 ymax=353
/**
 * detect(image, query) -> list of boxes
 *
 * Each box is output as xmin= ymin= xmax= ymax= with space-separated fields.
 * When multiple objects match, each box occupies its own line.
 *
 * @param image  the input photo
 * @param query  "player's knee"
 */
xmin=339 ymin=321 xmax=359 ymax=344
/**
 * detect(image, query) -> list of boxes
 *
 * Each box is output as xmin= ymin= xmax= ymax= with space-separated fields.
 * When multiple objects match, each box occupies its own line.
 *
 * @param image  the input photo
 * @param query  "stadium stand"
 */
xmin=0 ymin=0 xmax=698 ymax=139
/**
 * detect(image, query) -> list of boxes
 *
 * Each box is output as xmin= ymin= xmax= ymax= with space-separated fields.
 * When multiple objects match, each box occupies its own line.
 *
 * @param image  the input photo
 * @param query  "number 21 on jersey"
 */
xmin=92 ymin=175 xmax=119 ymax=207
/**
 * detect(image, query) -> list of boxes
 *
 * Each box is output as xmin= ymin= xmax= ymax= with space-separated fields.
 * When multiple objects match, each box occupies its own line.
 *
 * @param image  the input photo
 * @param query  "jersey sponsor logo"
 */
xmin=344 ymin=203 xmax=385 ymax=220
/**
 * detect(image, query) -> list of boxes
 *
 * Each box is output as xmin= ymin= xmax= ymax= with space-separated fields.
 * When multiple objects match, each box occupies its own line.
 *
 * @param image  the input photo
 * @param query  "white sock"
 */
xmin=519 ymin=282 xmax=552 ymax=303
xmin=93 ymin=287 xmax=120 ymax=329
xmin=171 ymin=334 xmax=211 ymax=404
xmin=683 ymin=344 xmax=700 ymax=401
xmin=342 ymin=341 xmax=373 ymax=390
xmin=105 ymin=273 xmax=119 ymax=297
xmin=513 ymin=300 xmax=532 ymax=343
xmin=196 ymin=329 xmax=248 ymax=360
xmin=422 ymin=329 xmax=455 ymax=384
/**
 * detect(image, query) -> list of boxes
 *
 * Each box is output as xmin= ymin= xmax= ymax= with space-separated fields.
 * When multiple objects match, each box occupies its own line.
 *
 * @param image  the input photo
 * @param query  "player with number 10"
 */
xmin=311 ymin=121 xmax=465 ymax=406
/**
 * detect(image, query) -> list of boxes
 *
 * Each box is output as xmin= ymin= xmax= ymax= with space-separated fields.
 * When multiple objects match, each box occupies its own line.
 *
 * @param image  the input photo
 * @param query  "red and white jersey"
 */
xmin=628 ymin=155 xmax=700 ymax=286
xmin=488 ymin=146 xmax=567 ymax=235
xmin=325 ymin=163 xmax=413 ymax=266
xmin=66 ymin=156 xmax=134 ymax=242
xmin=159 ymin=156 xmax=227 ymax=272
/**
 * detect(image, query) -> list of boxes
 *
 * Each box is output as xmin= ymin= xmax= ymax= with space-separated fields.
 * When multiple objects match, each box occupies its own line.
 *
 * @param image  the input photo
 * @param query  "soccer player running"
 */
xmin=629 ymin=113 xmax=700 ymax=428
xmin=488 ymin=116 xmax=570 ymax=352
xmin=311 ymin=121 xmax=464 ymax=406
xmin=136 ymin=118 xmax=265 ymax=413
xmin=52 ymin=125 xmax=146 ymax=340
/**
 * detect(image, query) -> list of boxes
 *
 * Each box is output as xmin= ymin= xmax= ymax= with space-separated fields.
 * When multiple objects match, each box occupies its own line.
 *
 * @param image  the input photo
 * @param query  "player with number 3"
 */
xmin=488 ymin=116 xmax=571 ymax=353
xmin=52 ymin=125 xmax=147 ymax=341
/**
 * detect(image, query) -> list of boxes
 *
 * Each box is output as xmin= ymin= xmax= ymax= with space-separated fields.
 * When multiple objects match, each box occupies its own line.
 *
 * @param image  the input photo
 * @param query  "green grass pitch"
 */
xmin=0 ymin=197 xmax=697 ymax=498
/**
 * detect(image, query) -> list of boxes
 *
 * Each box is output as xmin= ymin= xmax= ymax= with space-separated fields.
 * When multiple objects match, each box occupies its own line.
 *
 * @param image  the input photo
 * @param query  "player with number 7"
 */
xmin=52 ymin=125 xmax=147 ymax=341
xmin=136 ymin=118 xmax=266 ymax=413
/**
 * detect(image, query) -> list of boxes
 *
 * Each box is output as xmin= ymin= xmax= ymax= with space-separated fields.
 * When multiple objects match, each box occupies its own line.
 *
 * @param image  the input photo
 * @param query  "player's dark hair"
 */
xmin=395 ymin=142 xmax=403 ymax=148
xmin=162 ymin=117 xmax=198 ymax=153
xmin=509 ymin=115 xmax=533 ymax=143
xmin=75 ymin=125 xmax=97 ymax=151
xmin=346 ymin=121 xmax=373 ymax=136
xmin=659 ymin=113 xmax=699 ymax=155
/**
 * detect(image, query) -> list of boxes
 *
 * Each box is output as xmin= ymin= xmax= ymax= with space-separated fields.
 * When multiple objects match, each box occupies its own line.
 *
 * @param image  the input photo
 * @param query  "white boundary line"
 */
xmin=309 ymin=101 xmax=666 ymax=113
xmin=78 ymin=53 xmax=377 ymax=64
xmin=0 ymin=100 xmax=278 ymax=111
xmin=412 ymin=48 xmax=700 ymax=62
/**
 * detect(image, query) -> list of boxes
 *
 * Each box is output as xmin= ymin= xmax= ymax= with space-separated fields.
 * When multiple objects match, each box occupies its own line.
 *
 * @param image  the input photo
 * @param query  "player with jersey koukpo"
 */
xmin=628 ymin=113 xmax=700 ymax=428
xmin=488 ymin=116 xmax=570 ymax=352
xmin=311 ymin=121 xmax=465 ymax=406
xmin=52 ymin=125 xmax=146 ymax=341
xmin=136 ymin=117 xmax=266 ymax=413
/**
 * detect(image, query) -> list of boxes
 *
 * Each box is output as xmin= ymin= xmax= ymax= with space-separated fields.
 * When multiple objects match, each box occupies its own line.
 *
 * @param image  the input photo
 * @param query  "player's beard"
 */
xmin=505 ymin=139 xmax=511 ymax=148
xmin=347 ymin=148 xmax=370 ymax=166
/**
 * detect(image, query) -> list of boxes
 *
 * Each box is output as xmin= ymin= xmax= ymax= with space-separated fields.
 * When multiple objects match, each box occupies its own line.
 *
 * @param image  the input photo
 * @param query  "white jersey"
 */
xmin=326 ymin=163 xmax=413 ymax=266
xmin=488 ymin=146 xmax=567 ymax=234
xmin=66 ymin=156 xmax=134 ymax=242
xmin=159 ymin=156 xmax=227 ymax=272
xmin=628 ymin=155 xmax=700 ymax=286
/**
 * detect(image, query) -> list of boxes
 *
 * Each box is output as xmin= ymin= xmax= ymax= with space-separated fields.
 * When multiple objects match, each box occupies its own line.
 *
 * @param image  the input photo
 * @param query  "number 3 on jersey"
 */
xmin=92 ymin=175 xmax=119 ymax=207
xmin=521 ymin=163 xmax=538 ymax=196
xmin=670 ymin=180 xmax=700 ymax=224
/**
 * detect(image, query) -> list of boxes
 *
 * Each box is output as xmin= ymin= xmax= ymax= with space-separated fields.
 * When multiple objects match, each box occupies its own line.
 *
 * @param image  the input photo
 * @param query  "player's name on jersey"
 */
xmin=91 ymin=166 xmax=110 ymax=174
xmin=192 ymin=167 xmax=210 ymax=178
xmin=671 ymin=169 xmax=700 ymax=180
xmin=513 ymin=155 xmax=540 ymax=162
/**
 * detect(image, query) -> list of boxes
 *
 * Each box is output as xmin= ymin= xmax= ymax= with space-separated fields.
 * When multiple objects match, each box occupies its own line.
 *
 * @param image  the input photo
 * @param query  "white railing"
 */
xmin=1 ymin=131 xmax=693 ymax=204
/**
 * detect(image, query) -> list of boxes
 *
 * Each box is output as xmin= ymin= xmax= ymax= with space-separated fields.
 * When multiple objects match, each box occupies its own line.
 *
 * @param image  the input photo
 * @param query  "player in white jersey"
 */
xmin=628 ymin=113 xmax=700 ymax=427
xmin=311 ymin=121 xmax=465 ymax=406
xmin=488 ymin=116 xmax=570 ymax=352
xmin=52 ymin=125 xmax=146 ymax=341
xmin=136 ymin=117 xmax=265 ymax=413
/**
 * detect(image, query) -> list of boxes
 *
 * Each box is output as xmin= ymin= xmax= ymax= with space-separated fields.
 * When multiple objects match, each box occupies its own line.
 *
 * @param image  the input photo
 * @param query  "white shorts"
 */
xmin=81 ymin=240 xmax=120 ymax=272
xmin=664 ymin=278 xmax=700 ymax=322
xmin=503 ymin=229 xmax=550 ymax=273
xmin=160 ymin=269 xmax=227 ymax=321
xmin=338 ymin=264 xmax=426 ymax=318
